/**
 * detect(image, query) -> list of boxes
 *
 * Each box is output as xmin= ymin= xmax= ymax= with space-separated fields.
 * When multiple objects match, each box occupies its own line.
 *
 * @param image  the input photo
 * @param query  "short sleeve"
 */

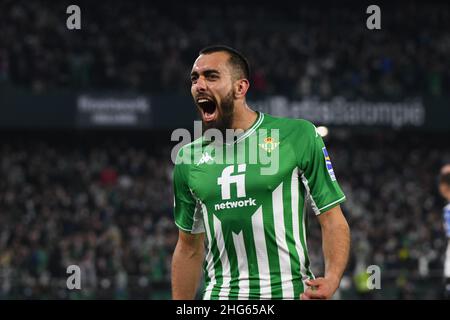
xmin=173 ymin=147 xmax=205 ymax=233
xmin=296 ymin=121 xmax=346 ymax=215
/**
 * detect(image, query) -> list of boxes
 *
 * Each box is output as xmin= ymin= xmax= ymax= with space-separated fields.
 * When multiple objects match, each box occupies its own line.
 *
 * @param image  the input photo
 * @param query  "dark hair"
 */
xmin=199 ymin=45 xmax=250 ymax=80
xmin=440 ymin=172 xmax=450 ymax=187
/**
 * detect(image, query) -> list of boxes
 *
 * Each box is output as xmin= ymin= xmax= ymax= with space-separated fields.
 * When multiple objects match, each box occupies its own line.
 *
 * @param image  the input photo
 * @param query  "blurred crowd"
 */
xmin=310 ymin=132 xmax=450 ymax=299
xmin=0 ymin=136 xmax=176 ymax=299
xmin=0 ymin=132 xmax=449 ymax=299
xmin=1 ymin=1 xmax=450 ymax=99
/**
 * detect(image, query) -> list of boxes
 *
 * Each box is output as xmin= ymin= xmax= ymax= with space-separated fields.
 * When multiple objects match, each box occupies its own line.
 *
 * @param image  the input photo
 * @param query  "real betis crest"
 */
xmin=259 ymin=137 xmax=280 ymax=153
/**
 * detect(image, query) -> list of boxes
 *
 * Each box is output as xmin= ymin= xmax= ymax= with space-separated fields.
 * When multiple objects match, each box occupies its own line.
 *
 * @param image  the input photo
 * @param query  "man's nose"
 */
xmin=194 ymin=76 xmax=207 ymax=92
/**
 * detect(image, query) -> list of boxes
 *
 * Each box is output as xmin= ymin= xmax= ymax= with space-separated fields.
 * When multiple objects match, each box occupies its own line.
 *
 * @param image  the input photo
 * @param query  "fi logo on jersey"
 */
xmin=217 ymin=164 xmax=247 ymax=200
xmin=215 ymin=164 xmax=257 ymax=212
xmin=322 ymin=147 xmax=336 ymax=181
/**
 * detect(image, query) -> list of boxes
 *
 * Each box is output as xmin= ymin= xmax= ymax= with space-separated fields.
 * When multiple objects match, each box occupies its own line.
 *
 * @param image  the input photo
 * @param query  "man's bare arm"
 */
xmin=319 ymin=205 xmax=350 ymax=286
xmin=301 ymin=205 xmax=350 ymax=299
xmin=171 ymin=230 xmax=205 ymax=300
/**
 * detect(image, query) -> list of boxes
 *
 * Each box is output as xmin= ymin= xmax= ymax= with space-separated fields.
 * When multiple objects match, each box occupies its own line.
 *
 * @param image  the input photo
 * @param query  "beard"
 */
xmin=202 ymin=90 xmax=234 ymax=137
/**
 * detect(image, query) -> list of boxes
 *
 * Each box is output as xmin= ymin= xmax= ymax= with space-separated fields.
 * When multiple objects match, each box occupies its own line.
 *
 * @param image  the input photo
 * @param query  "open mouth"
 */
xmin=196 ymin=97 xmax=218 ymax=122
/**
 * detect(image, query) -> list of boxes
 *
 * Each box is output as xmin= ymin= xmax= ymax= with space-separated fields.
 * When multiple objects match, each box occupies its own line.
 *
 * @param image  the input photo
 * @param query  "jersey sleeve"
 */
xmin=295 ymin=120 xmax=346 ymax=215
xmin=173 ymin=147 xmax=204 ymax=233
xmin=173 ymin=148 xmax=205 ymax=234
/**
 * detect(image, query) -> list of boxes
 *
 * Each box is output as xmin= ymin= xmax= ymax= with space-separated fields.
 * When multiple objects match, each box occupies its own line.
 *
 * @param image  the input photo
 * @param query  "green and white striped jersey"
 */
xmin=173 ymin=112 xmax=346 ymax=300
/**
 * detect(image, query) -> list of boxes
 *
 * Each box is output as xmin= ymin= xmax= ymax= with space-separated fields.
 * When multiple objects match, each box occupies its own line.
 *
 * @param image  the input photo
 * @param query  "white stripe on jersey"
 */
xmin=232 ymin=231 xmax=250 ymax=299
xmin=213 ymin=215 xmax=231 ymax=299
xmin=291 ymin=168 xmax=308 ymax=288
xmin=272 ymin=182 xmax=295 ymax=299
xmin=251 ymin=206 xmax=272 ymax=298
xmin=201 ymin=202 xmax=216 ymax=300
xmin=299 ymin=172 xmax=321 ymax=215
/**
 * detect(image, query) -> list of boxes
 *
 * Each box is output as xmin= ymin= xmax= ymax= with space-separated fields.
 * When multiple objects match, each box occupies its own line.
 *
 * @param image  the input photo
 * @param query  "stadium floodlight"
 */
xmin=317 ymin=126 xmax=329 ymax=137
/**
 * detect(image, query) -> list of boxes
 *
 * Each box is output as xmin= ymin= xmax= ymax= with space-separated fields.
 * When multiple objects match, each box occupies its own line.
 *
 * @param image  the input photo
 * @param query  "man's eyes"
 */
xmin=190 ymin=74 xmax=219 ymax=82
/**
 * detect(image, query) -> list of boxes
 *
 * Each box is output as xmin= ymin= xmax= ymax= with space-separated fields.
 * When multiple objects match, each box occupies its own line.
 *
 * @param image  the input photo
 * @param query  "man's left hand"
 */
xmin=300 ymin=276 xmax=340 ymax=300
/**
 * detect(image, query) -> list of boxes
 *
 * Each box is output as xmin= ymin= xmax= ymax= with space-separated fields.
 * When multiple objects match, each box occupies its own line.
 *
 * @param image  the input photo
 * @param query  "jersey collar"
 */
xmin=204 ymin=112 xmax=264 ymax=147
xmin=232 ymin=112 xmax=264 ymax=145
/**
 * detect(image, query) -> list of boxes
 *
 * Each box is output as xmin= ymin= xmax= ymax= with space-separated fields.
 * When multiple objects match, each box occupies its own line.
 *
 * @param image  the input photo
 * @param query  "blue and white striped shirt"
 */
xmin=444 ymin=203 xmax=450 ymax=238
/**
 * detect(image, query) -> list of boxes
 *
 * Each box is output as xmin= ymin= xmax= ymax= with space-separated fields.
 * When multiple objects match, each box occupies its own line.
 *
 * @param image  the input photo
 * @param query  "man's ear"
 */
xmin=234 ymin=79 xmax=250 ymax=99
